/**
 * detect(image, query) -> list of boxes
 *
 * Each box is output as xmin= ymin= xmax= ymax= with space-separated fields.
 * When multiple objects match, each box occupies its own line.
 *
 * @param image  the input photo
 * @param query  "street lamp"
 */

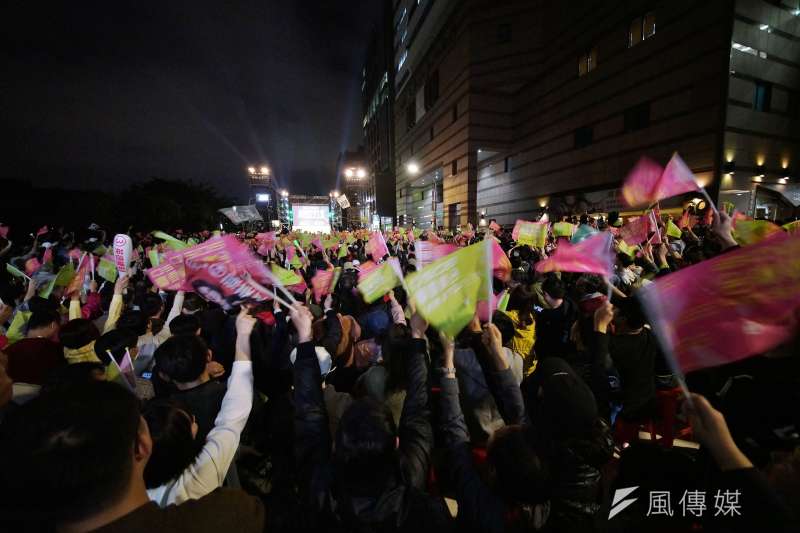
xmin=344 ymin=168 xmax=354 ymax=178
xmin=406 ymin=162 xmax=420 ymax=175
xmin=260 ymin=166 xmax=270 ymax=175
xmin=280 ymin=189 xmax=288 ymax=197
xmin=356 ymin=168 xmax=367 ymax=178
xmin=247 ymin=167 xmax=256 ymax=174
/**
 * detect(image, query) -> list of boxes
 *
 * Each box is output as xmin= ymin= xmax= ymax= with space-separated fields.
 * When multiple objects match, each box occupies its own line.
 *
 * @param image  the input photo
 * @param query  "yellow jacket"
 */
xmin=505 ymin=309 xmax=537 ymax=374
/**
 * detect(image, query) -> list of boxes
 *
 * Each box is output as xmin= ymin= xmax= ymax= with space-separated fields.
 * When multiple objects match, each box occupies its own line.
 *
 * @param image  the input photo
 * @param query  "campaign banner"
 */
xmin=219 ymin=205 xmax=263 ymax=224
xmin=336 ymin=194 xmax=351 ymax=209
xmin=639 ymin=232 xmax=800 ymax=374
xmin=184 ymin=256 xmax=272 ymax=311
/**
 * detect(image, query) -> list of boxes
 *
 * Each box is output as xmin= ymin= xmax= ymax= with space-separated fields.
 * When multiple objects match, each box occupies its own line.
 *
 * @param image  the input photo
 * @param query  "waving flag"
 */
xmin=733 ymin=219 xmax=783 ymax=246
xmin=783 ymin=220 xmax=800 ymax=235
xmin=0 ymin=225 xmax=8 ymax=239
xmin=406 ymin=240 xmax=491 ymax=337
xmin=535 ymin=233 xmax=614 ymax=277
xmin=311 ymin=268 xmax=334 ymax=301
xmin=490 ymin=238 xmax=512 ymax=282
xmin=666 ymin=219 xmax=682 ymax=238
xmin=622 ymin=153 xmax=700 ymax=207
xmin=489 ymin=221 xmax=501 ymax=233
xmin=648 ymin=211 xmax=662 ymax=244
xmin=619 ymin=215 xmax=650 ymax=245
xmin=639 ymin=232 xmax=800 ymax=373
xmin=271 ymin=264 xmax=302 ymax=286
xmin=153 ymin=231 xmax=189 ymax=250
xmin=358 ymin=258 xmax=403 ymax=303
xmin=552 ymin=222 xmax=575 ymax=238
xmin=367 ymin=231 xmax=389 ymax=260
xmin=512 ymin=220 xmax=548 ymax=248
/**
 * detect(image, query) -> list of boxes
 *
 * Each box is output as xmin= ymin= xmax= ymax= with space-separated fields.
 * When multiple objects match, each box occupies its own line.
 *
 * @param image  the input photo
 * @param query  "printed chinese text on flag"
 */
xmin=535 ymin=233 xmax=614 ymax=278
xmin=639 ymin=232 xmax=800 ymax=374
xmin=406 ymin=239 xmax=491 ymax=337
xmin=358 ymin=258 xmax=403 ymax=303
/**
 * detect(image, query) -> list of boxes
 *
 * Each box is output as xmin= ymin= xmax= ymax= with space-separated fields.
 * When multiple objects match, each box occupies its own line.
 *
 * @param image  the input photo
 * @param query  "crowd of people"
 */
xmin=0 ymin=206 xmax=797 ymax=533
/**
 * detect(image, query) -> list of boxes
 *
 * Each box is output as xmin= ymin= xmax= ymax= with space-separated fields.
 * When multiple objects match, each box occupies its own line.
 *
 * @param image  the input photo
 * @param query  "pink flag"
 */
xmin=477 ymin=291 xmax=499 ymax=322
xmin=357 ymin=260 xmax=380 ymax=281
xmin=367 ymin=231 xmax=389 ymax=260
xmin=311 ymin=268 xmax=334 ymax=302
xmin=622 ymin=153 xmax=700 ymax=207
xmin=406 ymin=230 xmax=415 ymax=243
xmin=42 ymin=248 xmax=53 ymax=265
xmin=639 ymin=232 xmax=800 ymax=373
xmin=311 ymin=237 xmax=323 ymax=251
xmin=288 ymin=273 xmax=308 ymax=295
xmin=648 ymin=211 xmax=662 ymax=244
xmin=621 ymin=157 xmax=664 ymax=207
xmin=619 ymin=215 xmax=650 ymax=245
xmin=489 ymin=221 xmax=501 ymax=232
xmin=490 ymin=239 xmax=511 ymax=282
xmin=0 ymin=225 xmax=8 ymax=239
xmin=535 ymin=233 xmax=614 ymax=277
xmin=36 ymin=225 xmax=49 ymax=237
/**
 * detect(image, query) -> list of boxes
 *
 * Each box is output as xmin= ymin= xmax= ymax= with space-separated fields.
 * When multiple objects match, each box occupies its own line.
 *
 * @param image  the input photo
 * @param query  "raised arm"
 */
xmin=291 ymin=304 xmax=332 ymax=508
xmin=438 ymin=333 xmax=507 ymax=533
xmin=171 ymin=308 xmax=255 ymax=502
xmin=102 ymin=275 xmax=128 ymax=334
xmin=397 ymin=313 xmax=432 ymax=490
xmin=478 ymin=324 xmax=528 ymax=426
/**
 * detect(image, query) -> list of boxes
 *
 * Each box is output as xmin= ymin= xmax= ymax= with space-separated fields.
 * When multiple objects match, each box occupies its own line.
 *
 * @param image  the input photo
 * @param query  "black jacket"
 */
xmin=293 ymin=338 xmax=450 ymax=532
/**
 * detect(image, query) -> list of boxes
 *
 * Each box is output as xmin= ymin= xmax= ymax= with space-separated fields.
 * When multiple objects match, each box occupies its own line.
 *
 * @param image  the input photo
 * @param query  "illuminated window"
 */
xmin=578 ymin=47 xmax=597 ymax=77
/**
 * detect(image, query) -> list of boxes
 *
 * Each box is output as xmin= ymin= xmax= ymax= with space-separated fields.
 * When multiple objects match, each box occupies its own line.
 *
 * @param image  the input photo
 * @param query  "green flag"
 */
xmin=733 ymin=219 xmax=782 ymax=246
xmin=153 ymin=231 xmax=189 ymax=250
xmin=38 ymin=275 xmax=58 ymax=299
xmin=6 ymin=263 xmax=30 ymax=280
xmin=358 ymin=259 xmax=402 ymax=303
xmin=53 ymin=263 xmax=77 ymax=287
xmin=148 ymin=249 xmax=161 ymax=267
xmin=722 ymin=201 xmax=735 ymax=216
xmin=6 ymin=310 xmax=31 ymax=344
xmin=337 ymin=244 xmax=348 ymax=259
xmin=666 ymin=219 xmax=682 ymax=239
xmin=617 ymin=239 xmax=637 ymax=258
xmin=552 ymin=222 xmax=575 ymax=238
xmin=289 ymin=253 xmax=302 ymax=268
xmin=92 ymin=244 xmax=107 ymax=256
xmin=406 ymin=240 xmax=489 ymax=337
xmin=97 ymin=257 xmax=118 ymax=282
xmin=782 ymin=220 xmax=800 ymax=235
xmin=497 ymin=291 xmax=510 ymax=312
xmin=271 ymin=264 xmax=302 ymax=286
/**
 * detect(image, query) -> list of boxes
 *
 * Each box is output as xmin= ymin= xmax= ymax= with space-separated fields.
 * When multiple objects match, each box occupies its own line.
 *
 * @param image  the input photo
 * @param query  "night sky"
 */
xmin=1 ymin=1 xmax=381 ymax=199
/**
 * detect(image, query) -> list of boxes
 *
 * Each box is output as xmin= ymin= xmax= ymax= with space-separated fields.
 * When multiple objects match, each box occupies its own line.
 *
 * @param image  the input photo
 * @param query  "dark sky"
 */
xmin=1 ymin=1 xmax=381 ymax=200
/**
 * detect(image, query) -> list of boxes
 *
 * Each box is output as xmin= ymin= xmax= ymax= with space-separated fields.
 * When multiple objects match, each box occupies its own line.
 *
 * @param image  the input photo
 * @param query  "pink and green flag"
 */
xmin=552 ymin=222 xmax=575 ymax=238
xmin=622 ymin=153 xmax=700 ymax=207
xmin=98 ymin=257 xmax=118 ymax=282
xmin=358 ymin=258 xmax=403 ymax=303
xmin=733 ymin=219 xmax=783 ymax=246
xmin=512 ymin=220 xmax=547 ymax=248
xmin=406 ymin=240 xmax=491 ymax=337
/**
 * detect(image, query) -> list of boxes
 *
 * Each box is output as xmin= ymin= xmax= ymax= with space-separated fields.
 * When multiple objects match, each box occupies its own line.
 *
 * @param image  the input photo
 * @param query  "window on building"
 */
xmin=574 ymin=126 xmax=594 ymax=149
xmin=452 ymin=104 xmax=458 ymax=123
xmin=578 ymin=47 xmax=597 ymax=77
xmin=429 ymin=126 xmax=434 ymax=142
xmin=504 ymin=156 xmax=510 ymax=173
xmin=424 ymin=70 xmax=439 ymax=110
xmin=624 ymin=102 xmax=651 ymax=132
xmin=435 ymin=181 xmax=444 ymax=203
xmin=406 ymin=103 xmax=416 ymax=131
xmin=451 ymin=159 xmax=458 ymax=176
xmin=754 ymin=80 xmax=772 ymax=112
xmin=497 ymin=23 xmax=512 ymax=44
xmin=629 ymin=12 xmax=655 ymax=47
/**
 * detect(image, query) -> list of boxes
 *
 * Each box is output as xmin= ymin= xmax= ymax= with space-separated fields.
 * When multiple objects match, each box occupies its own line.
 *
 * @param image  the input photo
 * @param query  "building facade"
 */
xmin=392 ymin=0 xmax=799 ymax=228
xmin=362 ymin=0 xmax=398 ymax=229
xmin=248 ymin=165 xmax=279 ymax=226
